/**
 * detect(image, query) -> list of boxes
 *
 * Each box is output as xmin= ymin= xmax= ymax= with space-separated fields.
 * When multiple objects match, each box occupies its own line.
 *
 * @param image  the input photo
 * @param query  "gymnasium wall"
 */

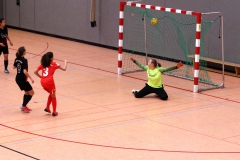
xmin=1 ymin=0 xmax=240 ymax=64
xmin=0 ymin=0 xmax=3 ymax=18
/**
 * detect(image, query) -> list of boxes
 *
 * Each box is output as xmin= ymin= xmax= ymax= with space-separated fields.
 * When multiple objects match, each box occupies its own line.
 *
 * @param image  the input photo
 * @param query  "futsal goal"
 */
xmin=118 ymin=1 xmax=224 ymax=93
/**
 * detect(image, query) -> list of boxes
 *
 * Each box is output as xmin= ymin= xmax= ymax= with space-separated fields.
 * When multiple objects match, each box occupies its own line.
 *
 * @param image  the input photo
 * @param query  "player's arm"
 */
xmin=6 ymin=35 xmax=13 ymax=46
xmin=158 ymin=61 xmax=183 ymax=72
xmin=6 ymin=27 xmax=13 ymax=46
xmin=7 ymin=36 xmax=13 ymax=46
xmin=59 ymin=60 xmax=68 ymax=71
xmin=13 ymin=60 xmax=17 ymax=69
xmin=23 ymin=69 xmax=34 ymax=83
xmin=130 ymin=58 xmax=148 ymax=70
xmin=34 ymin=68 xmax=42 ymax=78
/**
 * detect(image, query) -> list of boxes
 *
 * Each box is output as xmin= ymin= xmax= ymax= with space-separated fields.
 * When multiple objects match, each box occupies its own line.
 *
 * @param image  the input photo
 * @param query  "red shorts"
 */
xmin=41 ymin=82 xmax=56 ymax=94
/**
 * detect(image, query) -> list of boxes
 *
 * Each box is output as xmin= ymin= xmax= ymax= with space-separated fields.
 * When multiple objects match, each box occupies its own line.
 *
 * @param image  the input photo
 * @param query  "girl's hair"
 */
xmin=41 ymin=52 xmax=53 ymax=68
xmin=0 ymin=18 xmax=5 ymax=23
xmin=16 ymin=46 xmax=26 ymax=59
xmin=151 ymin=59 xmax=161 ymax=67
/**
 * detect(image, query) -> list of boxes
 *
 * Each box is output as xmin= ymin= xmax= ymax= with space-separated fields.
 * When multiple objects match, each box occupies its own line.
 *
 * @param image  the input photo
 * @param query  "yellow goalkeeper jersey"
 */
xmin=135 ymin=61 xmax=177 ymax=88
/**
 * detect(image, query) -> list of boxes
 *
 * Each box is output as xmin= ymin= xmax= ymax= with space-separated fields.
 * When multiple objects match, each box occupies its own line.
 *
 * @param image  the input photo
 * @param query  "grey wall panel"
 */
xmin=3 ymin=0 xmax=240 ymax=64
xmin=20 ymin=0 xmax=34 ymax=30
xmin=34 ymin=0 xmax=54 ymax=34
xmin=166 ymin=0 xmax=219 ymax=61
xmin=210 ymin=0 xmax=240 ymax=63
xmin=2 ymin=0 xmax=5 ymax=18
xmin=52 ymin=0 xmax=88 ymax=40
xmin=166 ymin=0 xmax=211 ymax=13
xmin=85 ymin=0 xmax=99 ymax=44
xmin=97 ymin=0 xmax=116 ymax=46
xmin=0 ymin=0 xmax=3 ymax=18
xmin=141 ymin=0 xmax=167 ymax=7
xmin=98 ymin=0 xmax=166 ymax=48
xmin=164 ymin=0 xmax=240 ymax=63
xmin=5 ymin=0 xmax=19 ymax=27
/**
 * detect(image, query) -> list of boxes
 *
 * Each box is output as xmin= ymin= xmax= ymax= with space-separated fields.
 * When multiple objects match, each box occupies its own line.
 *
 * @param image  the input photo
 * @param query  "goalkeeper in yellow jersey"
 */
xmin=130 ymin=58 xmax=183 ymax=100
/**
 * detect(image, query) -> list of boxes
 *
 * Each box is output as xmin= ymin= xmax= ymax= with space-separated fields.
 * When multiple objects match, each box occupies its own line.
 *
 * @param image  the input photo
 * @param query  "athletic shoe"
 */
xmin=20 ymin=105 xmax=32 ymax=111
xmin=131 ymin=90 xmax=139 ymax=94
xmin=21 ymin=106 xmax=30 ymax=113
xmin=4 ymin=69 xmax=9 ymax=74
xmin=52 ymin=112 xmax=58 ymax=116
xmin=25 ymin=106 xmax=32 ymax=111
xmin=44 ymin=108 xmax=51 ymax=113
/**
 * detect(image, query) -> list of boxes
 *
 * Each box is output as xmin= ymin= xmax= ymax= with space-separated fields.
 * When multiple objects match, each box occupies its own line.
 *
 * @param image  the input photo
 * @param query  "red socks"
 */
xmin=52 ymin=97 xmax=57 ymax=113
xmin=46 ymin=95 xmax=57 ymax=113
xmin=46 ymin=95 xmax=52 ymax=110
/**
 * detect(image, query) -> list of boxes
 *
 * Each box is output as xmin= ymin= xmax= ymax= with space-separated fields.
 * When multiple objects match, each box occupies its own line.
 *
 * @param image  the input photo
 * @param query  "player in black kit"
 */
xmin=0 ymin=18 xmax=13 ymax=73
xmin=13 ymin=46 xmax=34 ymax=113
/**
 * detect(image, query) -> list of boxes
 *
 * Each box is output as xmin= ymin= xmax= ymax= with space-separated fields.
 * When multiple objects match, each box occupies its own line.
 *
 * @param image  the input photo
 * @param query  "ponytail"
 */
xmin=16 ymin=46 xmax=26 ymax=59
xmin=151 ymin=59 xmax=162 ymax=68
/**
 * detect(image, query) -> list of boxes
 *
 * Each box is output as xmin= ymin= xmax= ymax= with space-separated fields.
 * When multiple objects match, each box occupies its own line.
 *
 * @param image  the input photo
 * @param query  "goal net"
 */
xmin=118 ymin=1 xmax=224 ymax=92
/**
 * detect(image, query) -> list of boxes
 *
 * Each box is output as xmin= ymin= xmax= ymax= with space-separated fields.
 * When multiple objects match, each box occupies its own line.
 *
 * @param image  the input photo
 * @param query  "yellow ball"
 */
xmin=151 ymin=18 xmax=158 ymax=26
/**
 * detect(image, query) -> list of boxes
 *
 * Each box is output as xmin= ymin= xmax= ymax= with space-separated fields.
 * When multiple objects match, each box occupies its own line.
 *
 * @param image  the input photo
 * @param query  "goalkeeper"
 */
xmin=130 ymin=58 xmax=183 ymax=100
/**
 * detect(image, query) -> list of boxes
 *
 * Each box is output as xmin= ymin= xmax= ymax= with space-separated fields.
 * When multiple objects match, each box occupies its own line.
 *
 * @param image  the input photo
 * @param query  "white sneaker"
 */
xmin=4 ymin=69 xmax=10 ymax=74
xmin=131 ymin=90 xmax=139 ymax=94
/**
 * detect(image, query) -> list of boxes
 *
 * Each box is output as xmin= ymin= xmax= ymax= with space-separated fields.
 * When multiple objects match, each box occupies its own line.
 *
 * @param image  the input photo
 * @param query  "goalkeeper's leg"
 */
xmin=155 ymin=87 xmax=168 ymax=100
xmin=133 ymin=84 xmax=152 ymax=98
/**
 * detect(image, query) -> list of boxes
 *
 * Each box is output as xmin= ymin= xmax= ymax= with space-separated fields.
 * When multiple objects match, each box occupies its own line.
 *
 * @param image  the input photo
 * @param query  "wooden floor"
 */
xmin=0 ymin=29 xmax=240 ymax=160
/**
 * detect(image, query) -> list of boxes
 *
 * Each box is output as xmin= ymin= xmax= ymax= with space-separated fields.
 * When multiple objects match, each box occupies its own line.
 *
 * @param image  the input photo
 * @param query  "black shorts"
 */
xmin=16 ymin=81 xmax=33 ymax=91
xmin=0 ymin=44 xmax=9 ymax=55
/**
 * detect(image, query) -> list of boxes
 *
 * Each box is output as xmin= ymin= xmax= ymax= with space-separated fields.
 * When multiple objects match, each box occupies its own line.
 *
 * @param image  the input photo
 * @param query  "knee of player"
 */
xmin=51 ymin=93 xmax=56 ymax=98
xmin=29 ymin=90 xmax=35 ymax=96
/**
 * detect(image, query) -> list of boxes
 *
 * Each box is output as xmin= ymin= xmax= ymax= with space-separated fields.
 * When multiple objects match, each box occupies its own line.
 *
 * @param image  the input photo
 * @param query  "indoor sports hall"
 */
xmin=0 ymin=0 xmax=240 ymax=160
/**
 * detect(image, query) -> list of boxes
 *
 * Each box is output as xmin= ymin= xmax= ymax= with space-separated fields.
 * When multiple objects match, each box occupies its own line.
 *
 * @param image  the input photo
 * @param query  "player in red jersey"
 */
xmin=34 ymin=52 xmax=67 ymax=116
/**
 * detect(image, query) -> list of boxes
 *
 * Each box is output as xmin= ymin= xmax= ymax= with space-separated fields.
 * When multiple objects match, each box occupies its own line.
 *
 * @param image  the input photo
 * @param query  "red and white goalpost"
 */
xmin=118 ymin=1 xmax=202 ymax=93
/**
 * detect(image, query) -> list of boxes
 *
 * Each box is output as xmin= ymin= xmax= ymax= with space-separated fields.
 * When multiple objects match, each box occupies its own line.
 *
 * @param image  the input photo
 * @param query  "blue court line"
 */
xmin=4 ymin=103 xmax=220 ymax=147
xmin=0 ymin=65 xmax=144 ymax=109
xmin=2 ymin=64 xmax=240 ymax=146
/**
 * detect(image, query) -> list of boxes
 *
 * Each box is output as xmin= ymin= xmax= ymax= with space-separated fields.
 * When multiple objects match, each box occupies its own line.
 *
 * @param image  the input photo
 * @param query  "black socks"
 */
xmin=22 ymin=94 xmax=32 ymax=106
xmin=4 ymin=60 xmax=8 ymax=69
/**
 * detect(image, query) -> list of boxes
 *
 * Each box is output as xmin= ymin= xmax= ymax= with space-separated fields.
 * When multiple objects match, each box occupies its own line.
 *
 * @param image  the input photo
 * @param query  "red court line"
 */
xmin=0 ymin=98 xmax=228 ymax=141
xmin=0 ymin=93 xmax=203 ymax=126
xmin=7 ymin=45 xmax=240 ymax=104
xmin=133 ymin=114 xmax=240 ymax=147
xmin=0 ymin=43 xmax=49 ymax=68
xmin=0 ymin=103 xmax=219 ymax=141
xmin=44 ymin=59 xmax=240 ymax=104
xmin=0 ymin=123 xmax=239 ymax=153
xmin=1 ymin=100 xmax=240 ymax=153
xmin=9 ymin=42 xmax=49 ymax=59
xmin=199 ymin=92 xmax=240 ymax=104
xmin=2 ymin=43 xmax=240 ymax=153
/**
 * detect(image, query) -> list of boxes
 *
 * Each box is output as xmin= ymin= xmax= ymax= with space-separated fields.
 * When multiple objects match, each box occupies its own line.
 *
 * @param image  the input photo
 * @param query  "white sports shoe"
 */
xmin=131 ymin=90 xmax=139 ymax=94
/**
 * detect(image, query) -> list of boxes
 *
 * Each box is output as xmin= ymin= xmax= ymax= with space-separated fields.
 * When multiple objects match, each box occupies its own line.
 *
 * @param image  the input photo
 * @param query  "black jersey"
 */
xmin=0 ymin=26 xmax=8 ymax=44
xmin=14 ymin=57 xmax=28 ymax=82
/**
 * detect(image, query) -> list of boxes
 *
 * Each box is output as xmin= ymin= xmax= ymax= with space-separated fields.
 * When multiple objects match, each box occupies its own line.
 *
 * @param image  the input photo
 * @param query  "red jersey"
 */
xmin=38 ymin=62 xmax=60 ymax=85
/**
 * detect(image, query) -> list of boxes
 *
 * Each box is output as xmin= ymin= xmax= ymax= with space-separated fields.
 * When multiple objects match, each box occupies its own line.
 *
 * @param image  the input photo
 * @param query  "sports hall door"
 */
xmin=3 ymin=0 xmax=34 ymax=30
